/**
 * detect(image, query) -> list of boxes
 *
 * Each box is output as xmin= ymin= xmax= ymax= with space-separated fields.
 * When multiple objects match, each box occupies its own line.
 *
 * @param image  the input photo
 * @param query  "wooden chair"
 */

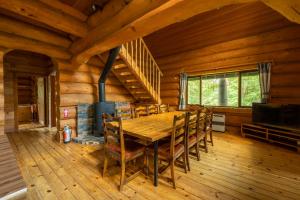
xmin=205 ymin=108 xmax=214 ymax=146
xmin=186 ymin=110 xmax=207 ymax=171
xmin=149 ymin=113 xmax=188 ymax=188
xmin=102 ymin=114 xmax=146 ymax=191
xmin=147 ymin=104 xmax=158 ymax=115
xmin=115 ymin=106 xmax=134 ymax=120
xmin=134 ymin=105 xmax=148 ymax=118
xmin=187 ymin=105 xmax=204 ymax=111
xmin=158 ymin=104 xmax=169 ymax=113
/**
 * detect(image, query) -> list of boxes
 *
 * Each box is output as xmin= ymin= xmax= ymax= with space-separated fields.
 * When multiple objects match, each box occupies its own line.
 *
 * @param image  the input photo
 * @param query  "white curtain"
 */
xmin=258 ymin=62 xmax=271 ymax=103
xmin=179 ymin=73 xmax=188 ymax=110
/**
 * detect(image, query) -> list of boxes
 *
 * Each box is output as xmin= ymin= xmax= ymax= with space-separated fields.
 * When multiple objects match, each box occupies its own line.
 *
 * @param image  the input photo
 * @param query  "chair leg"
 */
xmin=182 ymin=154 xmax=187 ymax=173
xmin=170 ymin=160 xmax=176 ymax=189
xmin=186 ymin=147 xmax=190 ymax=171
xmin=210 ymin=131 xmax=214 ymax=146
xmin=119 ymin=160 xmax=126 ymax=191
xmin=195 ymin=142 xmax=200 ymax=161
xmin=143 ymin=148 xmax=149 ymax=176
xmin=204 ymin=137 xmax=208 ymax=153
xmin=103 ymin=153 xmax=108 ymax=177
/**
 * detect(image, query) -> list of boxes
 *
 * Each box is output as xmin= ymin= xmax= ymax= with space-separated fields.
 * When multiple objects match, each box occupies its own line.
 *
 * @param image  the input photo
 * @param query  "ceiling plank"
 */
xmin=88 ymin=0 xmax=130 ymax=28
xmin=72 ymin=0 xmax=254 ymax=64
xmin=0 ymin=15 xmax=71 ymax=48
xmin=0 ymin=0 xmax=88 ymax=37
xmin=39 ymin=0 xmax=87 ymax=21
xmin=262 ymin=0 xmax=300 ymax=24
xmin=0 ymin=31 xmax=71 ymax=59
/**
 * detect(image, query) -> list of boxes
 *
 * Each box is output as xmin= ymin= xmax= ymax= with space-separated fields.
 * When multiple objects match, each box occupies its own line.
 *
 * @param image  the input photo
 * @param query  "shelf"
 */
xmin=242 ymin=123 xmax=300 ymax=152
xmin=244 ymin=134 xmax=267 ymax=140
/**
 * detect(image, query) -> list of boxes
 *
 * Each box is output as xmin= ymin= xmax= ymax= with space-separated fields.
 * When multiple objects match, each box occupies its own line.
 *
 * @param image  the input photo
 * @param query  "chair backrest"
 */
xmin=205 ymin=108 xmax=213 ymax=129
xmin=170 ymin=113 xmax=187 ymax=158
xmin=148 ymin=104 xmax=158 ymax=115
xmin=159 ymin=104 xmax=169 ymax=113
xmin=102 ymin=113 xmax=125 ymax=160
xmin=196 ymin=110 xmax=207 ymax=136
xmin=187 ymin=105 xmax=204 ymax=111
xmin=115 ymin=106 xmax=133 ymax=120
xmin=186 ymin=110 xmax=198 ymax=139
xmin=134 ymin=105 xmax=148 ymax=118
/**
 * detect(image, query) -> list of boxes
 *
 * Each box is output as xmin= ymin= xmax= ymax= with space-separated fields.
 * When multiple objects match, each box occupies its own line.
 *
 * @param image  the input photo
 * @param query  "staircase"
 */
xmin=110 ymin=38 xmax=163 ymax=103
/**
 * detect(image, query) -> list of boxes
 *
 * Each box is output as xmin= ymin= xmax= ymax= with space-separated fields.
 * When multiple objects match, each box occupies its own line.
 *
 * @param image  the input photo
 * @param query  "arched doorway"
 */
xmin=3 ymin=50 xmax=57 ymax=132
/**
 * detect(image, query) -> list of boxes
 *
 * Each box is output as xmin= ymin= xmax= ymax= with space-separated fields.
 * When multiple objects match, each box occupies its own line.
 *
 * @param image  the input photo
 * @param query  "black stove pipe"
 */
xmin=99 ymin=46 xmax=121 ymax=102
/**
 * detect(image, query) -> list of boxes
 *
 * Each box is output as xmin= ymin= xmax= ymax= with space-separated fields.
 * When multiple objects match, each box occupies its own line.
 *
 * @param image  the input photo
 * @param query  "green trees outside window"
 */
xmin=187 ymin=71 xmax=261 ymax=107
xmin=241 ymin=71 xmax=261 ymax=106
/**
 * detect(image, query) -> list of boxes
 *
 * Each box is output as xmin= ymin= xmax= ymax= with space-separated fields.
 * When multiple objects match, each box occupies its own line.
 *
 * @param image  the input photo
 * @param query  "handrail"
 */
xmin=120 ymin=38 xmax=163 ymax=103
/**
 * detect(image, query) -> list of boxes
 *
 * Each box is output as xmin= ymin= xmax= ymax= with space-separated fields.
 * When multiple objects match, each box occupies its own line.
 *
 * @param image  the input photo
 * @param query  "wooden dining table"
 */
xmin=109 ymin=111 xmax=183 ymax=186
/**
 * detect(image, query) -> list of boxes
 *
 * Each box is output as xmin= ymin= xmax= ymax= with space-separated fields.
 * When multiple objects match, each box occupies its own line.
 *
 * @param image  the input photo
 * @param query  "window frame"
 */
xmin=187 ymin=70 xmax=260 ymax=108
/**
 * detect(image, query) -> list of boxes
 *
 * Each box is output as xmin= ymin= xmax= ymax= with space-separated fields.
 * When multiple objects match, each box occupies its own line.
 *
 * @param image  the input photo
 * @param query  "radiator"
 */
xmin=212 ymin=113 xmax=225 ymax=132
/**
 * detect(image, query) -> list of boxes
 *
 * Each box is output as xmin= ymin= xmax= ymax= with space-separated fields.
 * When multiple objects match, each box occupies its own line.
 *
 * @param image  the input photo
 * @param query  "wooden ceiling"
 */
xmin=144 ymin=2 xmax=294 ymax=58
xmin=58 ymin=0 xmax=110 ymax=15
xmin=0 ymin=0 xmax=299 ymax=65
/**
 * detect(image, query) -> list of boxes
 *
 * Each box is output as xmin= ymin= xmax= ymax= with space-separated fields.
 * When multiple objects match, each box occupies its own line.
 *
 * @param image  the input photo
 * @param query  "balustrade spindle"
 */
xmin=120 ymin=37 xmax=163 ymax=103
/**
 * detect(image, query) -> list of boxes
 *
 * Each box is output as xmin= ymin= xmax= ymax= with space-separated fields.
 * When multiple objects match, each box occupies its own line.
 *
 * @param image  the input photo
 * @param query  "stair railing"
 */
xmin=119 ymin=38 xmax=163 ymax=103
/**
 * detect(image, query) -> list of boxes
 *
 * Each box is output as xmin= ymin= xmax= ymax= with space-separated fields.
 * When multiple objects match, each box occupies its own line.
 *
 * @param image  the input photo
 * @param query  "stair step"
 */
xmin=118 ymin=76 xmax=136 ymax=82
xmin=131 ymin=90 xmax=147 ymax=94
xmin=113 ymin=63 xmax=127 ymax=69
xmin=136 ymin=96 xmax=152 ymax=99
xmin=116 ymin=71 xmax=131 ymax=76
xmin=113 ymin=67 xmax=130 ymax=74
xmin=121 ymin=78 xmax=137 ymax=82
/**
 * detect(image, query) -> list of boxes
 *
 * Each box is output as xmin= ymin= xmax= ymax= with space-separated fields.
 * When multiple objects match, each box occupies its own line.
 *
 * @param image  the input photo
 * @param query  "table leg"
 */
xmin=153 ymin=141 xmax=158 ymax=186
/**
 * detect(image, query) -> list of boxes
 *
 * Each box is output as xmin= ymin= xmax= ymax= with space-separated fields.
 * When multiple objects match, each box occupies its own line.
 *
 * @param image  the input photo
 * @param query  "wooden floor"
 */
xmin=7 ymin=127 xmax=300 ymax=200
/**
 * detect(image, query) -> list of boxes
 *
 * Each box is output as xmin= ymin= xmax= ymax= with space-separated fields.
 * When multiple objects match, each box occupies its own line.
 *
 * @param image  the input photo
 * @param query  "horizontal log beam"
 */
xmin=39 ymin=0 xmax=87 ymax=21
xmin=72 ymin=0 xmax=254 ymax=64
xmin=0 ymin=31 xmax=71 ymax=59
xmin=0 ymin=15 xmax=71 ymax=48
xmin=71 ymin=0 xmax=173 ymax=59
xmin=0 ymin=0 xmax=88 ymax=37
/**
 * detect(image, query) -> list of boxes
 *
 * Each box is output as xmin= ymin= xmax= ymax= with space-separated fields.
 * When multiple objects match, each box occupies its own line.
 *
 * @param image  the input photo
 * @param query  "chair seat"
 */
xmin=150 ymin=142 xmax=184 ymax=160
xmin=107 ymin=141 xmax=145 ymax=160
xmin=188 ymin=131 xmax=206 ymax=147
xmin=188 ymin=135 xmax=197 ymax=147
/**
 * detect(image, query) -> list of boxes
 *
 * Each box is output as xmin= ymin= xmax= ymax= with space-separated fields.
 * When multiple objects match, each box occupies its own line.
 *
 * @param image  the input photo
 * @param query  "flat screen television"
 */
xmin=252 ymin=103 xmax=300 ymax=130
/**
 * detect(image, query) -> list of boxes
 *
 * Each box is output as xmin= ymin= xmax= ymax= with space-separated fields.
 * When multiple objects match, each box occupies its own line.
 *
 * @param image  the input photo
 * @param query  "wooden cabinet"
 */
xmin=242 ymin=123 xmax=300 ymax=152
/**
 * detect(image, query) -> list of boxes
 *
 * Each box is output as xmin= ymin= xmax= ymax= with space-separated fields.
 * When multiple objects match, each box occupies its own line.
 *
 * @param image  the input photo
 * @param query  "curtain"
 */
xmin=258 ymin=62 xmax=271 ymax=103
xmin=179 ymin=73 xmax=188 ymax=110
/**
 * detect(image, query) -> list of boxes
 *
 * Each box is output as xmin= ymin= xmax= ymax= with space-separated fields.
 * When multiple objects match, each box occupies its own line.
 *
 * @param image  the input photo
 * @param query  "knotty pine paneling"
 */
xmin=145 ymin=2 xmax=300 ymax=133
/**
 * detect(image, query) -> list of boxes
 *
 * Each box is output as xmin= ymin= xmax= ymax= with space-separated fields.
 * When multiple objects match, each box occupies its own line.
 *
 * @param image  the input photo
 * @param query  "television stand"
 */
xmin=241 ymin=123 xmax=300 ymax=152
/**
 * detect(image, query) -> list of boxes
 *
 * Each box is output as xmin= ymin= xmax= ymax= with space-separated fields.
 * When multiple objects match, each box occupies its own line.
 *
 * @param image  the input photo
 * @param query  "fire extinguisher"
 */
xmin=63 ymin=125 xmax=72 ymax=143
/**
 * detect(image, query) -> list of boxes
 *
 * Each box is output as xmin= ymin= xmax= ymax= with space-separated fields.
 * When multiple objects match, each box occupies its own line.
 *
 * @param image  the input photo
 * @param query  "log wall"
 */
xmin=56 ymin=57 xmax=134 ymax=138
xmin=0 ymin=50 xmax=4 ymax=135
xmin=145 ymin=2 xmax=300 ymax=133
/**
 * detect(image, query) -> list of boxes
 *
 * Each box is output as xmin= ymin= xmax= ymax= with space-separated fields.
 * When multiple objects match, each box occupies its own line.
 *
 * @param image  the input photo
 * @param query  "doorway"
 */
xmin=3 ymin=50 xmax=57 ymax=133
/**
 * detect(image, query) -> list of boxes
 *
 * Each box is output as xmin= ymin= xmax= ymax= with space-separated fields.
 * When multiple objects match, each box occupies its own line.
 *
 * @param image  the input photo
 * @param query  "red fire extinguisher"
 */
xmin=63 ymin=125 xmax=72 ymax=143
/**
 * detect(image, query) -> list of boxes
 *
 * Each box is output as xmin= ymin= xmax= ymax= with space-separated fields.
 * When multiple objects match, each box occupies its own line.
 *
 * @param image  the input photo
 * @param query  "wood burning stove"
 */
xmin=94 ymin=46 xmax=121 ymax=136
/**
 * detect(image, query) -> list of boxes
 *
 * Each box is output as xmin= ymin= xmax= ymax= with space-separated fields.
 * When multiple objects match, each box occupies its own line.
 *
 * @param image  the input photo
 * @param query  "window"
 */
xmin=201 ymin=73 xmax=238 ymax=106
xmin=187 ymin=71 xmax=261 ymax=107
xmin=241 ymin=71 xmax=261 ymax=106
xmin=187 ymin=77 xmax=200 ymax=104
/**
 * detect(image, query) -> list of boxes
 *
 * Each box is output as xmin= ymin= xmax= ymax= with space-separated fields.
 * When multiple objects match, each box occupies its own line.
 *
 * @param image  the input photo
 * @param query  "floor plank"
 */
xmin=7 ymin=127 xmax=300 ymax=200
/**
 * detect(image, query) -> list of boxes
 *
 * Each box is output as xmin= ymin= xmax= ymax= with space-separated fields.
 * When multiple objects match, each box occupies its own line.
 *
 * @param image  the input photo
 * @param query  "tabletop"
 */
xmin=109 ymin=111 xmax=184 ymax=142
